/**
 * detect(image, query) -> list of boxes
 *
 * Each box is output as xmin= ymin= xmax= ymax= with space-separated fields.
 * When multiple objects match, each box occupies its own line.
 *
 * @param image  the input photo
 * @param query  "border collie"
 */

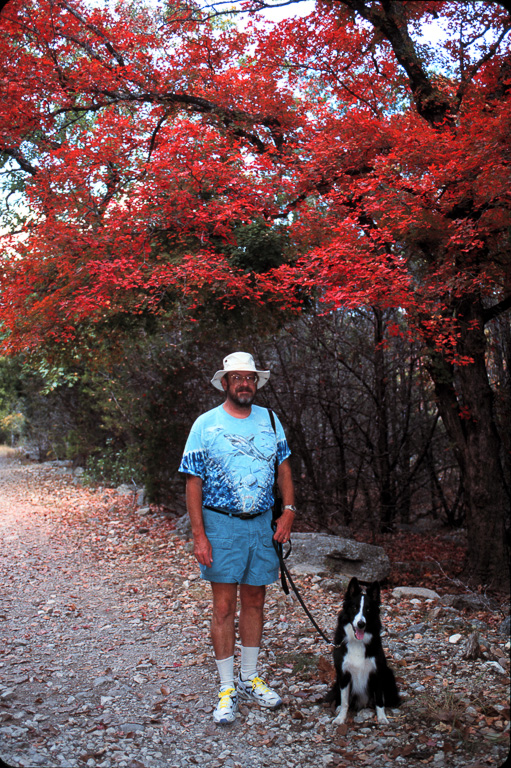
xmin=324 ymin=577 xmax=401 ymax=726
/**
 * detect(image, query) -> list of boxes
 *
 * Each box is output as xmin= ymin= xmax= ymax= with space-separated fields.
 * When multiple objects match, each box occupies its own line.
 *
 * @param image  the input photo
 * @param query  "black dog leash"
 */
xmin=271 ymin=535 xmax=340 ymax=647
xmin=268 ymin=409 xmax=338 ymax=648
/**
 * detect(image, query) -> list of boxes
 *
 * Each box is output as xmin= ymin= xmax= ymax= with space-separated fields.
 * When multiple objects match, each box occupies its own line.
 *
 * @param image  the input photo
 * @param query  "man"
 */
xmin=179 ymin=352 xmax=296 ymax=725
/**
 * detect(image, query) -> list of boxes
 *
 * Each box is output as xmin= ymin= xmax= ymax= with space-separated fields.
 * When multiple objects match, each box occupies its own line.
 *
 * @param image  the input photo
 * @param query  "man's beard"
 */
xmin=227 ymin=386 xmax=256 ymax=408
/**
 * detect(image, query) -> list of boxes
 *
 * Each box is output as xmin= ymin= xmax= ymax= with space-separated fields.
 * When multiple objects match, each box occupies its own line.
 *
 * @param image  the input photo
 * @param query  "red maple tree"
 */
xmin=0 ymin=0 xmax=509 ymax=588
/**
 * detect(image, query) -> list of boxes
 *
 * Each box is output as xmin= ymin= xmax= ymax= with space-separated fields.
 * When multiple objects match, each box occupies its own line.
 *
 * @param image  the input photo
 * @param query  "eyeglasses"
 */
xmin=229 ymin=374 xmax=258 ymax=384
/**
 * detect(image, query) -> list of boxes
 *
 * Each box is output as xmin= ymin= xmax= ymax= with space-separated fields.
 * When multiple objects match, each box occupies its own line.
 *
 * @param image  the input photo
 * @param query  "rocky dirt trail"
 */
xmin=0 ymin=454 xmax=509 ymax=768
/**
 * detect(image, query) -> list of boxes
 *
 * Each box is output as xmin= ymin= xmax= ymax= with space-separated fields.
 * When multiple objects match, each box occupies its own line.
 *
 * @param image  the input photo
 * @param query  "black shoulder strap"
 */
xmin=268 ymin=408 xmax=291 ymax=594
xmin=267 ymin=409 xmax=278 ymax=487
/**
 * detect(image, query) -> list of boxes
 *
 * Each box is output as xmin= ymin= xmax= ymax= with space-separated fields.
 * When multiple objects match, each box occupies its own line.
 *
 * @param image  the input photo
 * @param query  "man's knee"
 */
xmin=240 ymin=584 xmax=266 ymax=611
xmin=211 ymin=583 xmax=237 ymax=622
xmin=213 ymin=600 xmax=236 ymax=623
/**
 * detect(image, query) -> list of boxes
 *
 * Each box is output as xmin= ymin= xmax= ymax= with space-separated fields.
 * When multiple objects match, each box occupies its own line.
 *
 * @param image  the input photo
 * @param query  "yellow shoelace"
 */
xmin=218 ymin=687 xmax=236 ymax=709
xmin=250 ymin=676 xmax=270 ymax=693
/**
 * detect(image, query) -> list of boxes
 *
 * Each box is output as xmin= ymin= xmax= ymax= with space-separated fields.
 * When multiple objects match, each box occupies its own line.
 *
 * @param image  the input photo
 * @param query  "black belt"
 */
xmin=204 ymin=505 xmax=264 ymax=520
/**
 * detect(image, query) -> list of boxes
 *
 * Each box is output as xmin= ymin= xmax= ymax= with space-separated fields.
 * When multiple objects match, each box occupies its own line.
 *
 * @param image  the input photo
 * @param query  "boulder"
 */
xmin=116 ymin=483 xmax=134 ymax=496
xmin=135 ymin=487 xmax=146 ymax=506
xmin=115 ymin=484 xmax=145 ymax=504
xmin=499 ymin=616 xmax=510 ymax=637
xmin=288 ymin=533 xmax=390 ymax=583
xmin=441 ymin=593 xmax=491 ymax=612
xmin=175 ymin=513 xmax=192 ymax=540
xmin=392 ymin=586 xmax=440 ymax=600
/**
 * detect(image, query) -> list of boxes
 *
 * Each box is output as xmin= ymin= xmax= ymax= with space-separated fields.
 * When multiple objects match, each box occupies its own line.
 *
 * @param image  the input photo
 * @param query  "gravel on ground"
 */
xmin=0 ymin=454 xmax=509 ymax=768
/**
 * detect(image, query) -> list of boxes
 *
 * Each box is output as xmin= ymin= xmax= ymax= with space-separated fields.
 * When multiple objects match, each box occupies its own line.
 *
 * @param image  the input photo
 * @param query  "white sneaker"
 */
xmin=213 ymin=686 xmax=238 ymax=725
xmin=236 ymin=675 xmax=282 ymax=709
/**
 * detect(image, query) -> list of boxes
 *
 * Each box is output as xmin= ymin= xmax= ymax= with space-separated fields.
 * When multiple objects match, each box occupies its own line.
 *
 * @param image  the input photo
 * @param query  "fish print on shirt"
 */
xmin=179 ymin=405 xmax=290 ymax=515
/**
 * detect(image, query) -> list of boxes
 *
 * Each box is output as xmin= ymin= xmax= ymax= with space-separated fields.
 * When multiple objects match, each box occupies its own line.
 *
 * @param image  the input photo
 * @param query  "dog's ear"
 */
xmin=367 ymin=581 xmax=381 ymax=605
xmin=346 ymin=577 xmax=361 ymax=596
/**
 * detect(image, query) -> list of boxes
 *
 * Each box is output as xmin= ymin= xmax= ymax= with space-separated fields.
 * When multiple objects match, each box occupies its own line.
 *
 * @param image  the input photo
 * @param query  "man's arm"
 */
xmin=273 ymin=457 xmax=295 ymax=544
xmin=185 ymin=474 xmax=213 ymax=567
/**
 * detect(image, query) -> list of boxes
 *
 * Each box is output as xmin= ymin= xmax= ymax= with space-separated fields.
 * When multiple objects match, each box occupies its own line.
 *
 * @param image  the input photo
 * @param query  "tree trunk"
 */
xmin=373 ymin=308 xmax=395 ymax=532
xmin=426 ymin=299 xmax=510 ymax=591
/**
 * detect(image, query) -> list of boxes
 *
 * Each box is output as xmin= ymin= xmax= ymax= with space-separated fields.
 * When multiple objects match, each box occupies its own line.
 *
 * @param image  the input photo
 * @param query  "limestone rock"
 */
xmin=175 ymin=513 xmax=192 ymax=540
xmin=392 ymin=586 xmax=440 ymax=600
xmin=288 ymin=533 xmax=390 ymax=582
xmin=441 ymin=593 xmax=490 ymax=612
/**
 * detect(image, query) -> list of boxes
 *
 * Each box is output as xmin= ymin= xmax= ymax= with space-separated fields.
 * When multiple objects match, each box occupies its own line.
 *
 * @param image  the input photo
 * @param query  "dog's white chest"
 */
xmin=342 ymin=632 xmax=376 ymax=697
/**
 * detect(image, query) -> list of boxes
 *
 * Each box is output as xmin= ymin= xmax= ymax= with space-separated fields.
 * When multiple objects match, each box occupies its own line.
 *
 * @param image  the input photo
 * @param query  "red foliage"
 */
xmin=0 ymin=0 xmax=509 ymax=360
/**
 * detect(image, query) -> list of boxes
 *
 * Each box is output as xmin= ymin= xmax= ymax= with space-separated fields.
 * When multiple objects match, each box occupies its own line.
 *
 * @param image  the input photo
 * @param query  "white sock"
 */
xmin=240 ymin=646 xmax=259 ymax=681
xmin=215 ymin=655 xmax=234 ymax=691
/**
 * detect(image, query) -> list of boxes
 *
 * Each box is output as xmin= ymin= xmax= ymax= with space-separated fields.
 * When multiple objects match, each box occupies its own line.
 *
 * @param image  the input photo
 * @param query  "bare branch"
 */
xmin=0 ymin=147 xmax=38 ymax=176
xmin=456 ymin=24 xmax=511 ymax=103
xmin=483 ymin=294 xmax=511 ymax=325
xmin=54 ymin=0 xmax=126 ymax=67
xmin=338 ymin=0 xmax=457 ymax=127
xmin=146 ymin=112 xmax=170 ymax=163
xmin=50 ymin=88 xmax=283 ymax=154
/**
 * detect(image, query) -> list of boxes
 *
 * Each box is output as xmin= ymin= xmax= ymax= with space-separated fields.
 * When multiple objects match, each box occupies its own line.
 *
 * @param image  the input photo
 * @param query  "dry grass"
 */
xmin=415 ymin=688 xmax=467 ymax=726
xmin=0 ymin=445 xmax=17 ymax=458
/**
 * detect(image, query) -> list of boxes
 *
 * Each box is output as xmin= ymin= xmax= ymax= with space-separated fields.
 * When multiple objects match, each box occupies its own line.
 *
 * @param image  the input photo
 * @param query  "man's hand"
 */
xmin=272 ymin=508 xmax=294 ymax=544
xmin=193 ymin=532 xmax=213 ymax=567
xmin=185 ymin=474 xmax=212 ymax=567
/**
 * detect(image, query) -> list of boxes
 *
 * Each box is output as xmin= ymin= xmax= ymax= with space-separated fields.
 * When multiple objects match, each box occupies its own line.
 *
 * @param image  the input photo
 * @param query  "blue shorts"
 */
xmin=200 ymin=507 xmax=279 ymax=586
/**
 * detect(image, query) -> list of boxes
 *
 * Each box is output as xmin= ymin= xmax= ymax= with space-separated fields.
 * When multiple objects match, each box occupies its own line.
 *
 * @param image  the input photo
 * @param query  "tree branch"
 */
xmin=338 ymin=0 xmax=456 ymax=127
xmin=0 ymin=147 xmax=38 ymax=176
xmin=483 ymin=294 xmax=511 ymax=325
xmin=50 ymin=88 xmax=282 ymax=154
xmin=456 ymin=23 xmax=511 ymax=103
xmin=55 ymin=0 xmax=126 ymax=67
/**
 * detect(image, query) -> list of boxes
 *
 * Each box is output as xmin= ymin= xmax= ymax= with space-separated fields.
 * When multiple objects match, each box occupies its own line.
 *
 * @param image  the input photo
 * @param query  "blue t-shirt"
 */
xmin=179 ymin=404 xmax=290 ymax=515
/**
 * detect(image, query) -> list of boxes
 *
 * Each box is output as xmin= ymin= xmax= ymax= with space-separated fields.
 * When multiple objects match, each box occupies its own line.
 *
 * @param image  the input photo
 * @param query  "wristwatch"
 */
xmin=283 ymin=505 xmax=297 ymax=513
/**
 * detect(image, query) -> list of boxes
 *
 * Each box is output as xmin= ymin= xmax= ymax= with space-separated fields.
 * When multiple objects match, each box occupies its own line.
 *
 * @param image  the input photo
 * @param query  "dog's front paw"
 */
xmin=332 ymin=706 xmax=348 ymax=725
xmin=376 ymin=706 xmax=389 ymax=725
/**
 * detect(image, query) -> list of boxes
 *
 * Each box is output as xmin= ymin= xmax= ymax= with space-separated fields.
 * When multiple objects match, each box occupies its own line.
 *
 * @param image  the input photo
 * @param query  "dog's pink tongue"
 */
xmin=355 ymin=628 xmax=364 ymax=640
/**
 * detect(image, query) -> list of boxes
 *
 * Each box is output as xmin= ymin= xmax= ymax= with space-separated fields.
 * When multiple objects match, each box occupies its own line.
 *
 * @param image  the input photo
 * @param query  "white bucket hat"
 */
xmin=211 ymin=352 xmax=270 ymax=391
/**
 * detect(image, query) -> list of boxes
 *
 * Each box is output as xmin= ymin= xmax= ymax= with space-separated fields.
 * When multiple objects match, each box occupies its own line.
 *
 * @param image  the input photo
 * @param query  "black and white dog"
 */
xmin=324 ymin=577 xmax=401 ymax=726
